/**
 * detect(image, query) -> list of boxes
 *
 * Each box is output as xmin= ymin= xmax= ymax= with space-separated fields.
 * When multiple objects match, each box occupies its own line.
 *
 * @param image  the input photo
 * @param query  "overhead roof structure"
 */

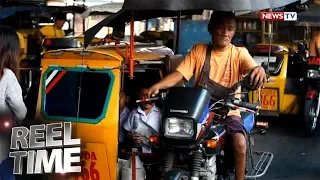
xmin=81 ymin=2 xmax=123 ymax=18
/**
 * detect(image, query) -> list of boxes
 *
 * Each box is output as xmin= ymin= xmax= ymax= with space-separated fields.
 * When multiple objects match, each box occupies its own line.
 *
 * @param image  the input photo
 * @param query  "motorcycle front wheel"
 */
xmin=303 ymin=98 xmax=318 ymax=136
xmin=162 ymin=169 xmax=191 ymax=180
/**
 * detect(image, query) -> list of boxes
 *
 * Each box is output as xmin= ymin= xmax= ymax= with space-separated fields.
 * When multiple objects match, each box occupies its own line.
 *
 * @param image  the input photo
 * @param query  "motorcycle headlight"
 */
xmin=164 ymin=118 xmax=194 ymax=138
xmin=307 ymin=69 xmax=319 ymax=78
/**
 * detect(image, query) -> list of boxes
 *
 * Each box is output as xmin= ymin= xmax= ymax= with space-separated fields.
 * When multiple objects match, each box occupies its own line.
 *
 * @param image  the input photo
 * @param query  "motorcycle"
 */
xmin=303 ymin=53 xmax=320 ymax=136
xmin=287 ymin=43 xmax=320 ymax=136
xmin=145 ymin=76 xmax=273 ymax=180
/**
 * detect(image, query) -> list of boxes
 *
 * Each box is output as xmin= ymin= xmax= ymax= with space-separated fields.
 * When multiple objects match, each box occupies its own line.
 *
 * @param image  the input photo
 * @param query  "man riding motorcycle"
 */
xmin=144 ymin=11 xmax=267 ymax=180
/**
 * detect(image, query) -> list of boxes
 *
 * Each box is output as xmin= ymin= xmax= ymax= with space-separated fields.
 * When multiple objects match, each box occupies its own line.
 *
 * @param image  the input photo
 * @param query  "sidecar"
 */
xmin=20 ymin=42 xmax=178 ymax=180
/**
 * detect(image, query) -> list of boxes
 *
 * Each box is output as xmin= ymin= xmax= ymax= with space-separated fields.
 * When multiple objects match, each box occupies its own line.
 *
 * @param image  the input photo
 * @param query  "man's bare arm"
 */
xmin=153 ymin=71 xmax=184 ymax=90
xmin=146 ymin=44 xmax=199 ymax=98
xmin=317 ymin=48 xmax=320 ymax=57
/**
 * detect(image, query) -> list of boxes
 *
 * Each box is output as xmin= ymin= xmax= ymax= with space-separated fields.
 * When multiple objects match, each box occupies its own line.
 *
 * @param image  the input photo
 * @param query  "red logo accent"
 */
xmin=260 ymin=12 xmax=297 ymax=21
xmin=307 ymin=57 xmax=320 ymax=65
xmin=197 ymin=112 xmax=214 ymax=140
xmin=306 ymin=89 xmax=317 ymax=99
xmin=260 ymin=12 xmax=284 ymax=21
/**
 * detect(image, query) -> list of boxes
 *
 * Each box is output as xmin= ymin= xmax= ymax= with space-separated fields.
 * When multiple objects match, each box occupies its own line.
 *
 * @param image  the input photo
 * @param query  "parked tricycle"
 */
xmin=248 ymin=43 xmax=304 ymax=117
xmin=21 ymin=41 xmax=179 ymax=180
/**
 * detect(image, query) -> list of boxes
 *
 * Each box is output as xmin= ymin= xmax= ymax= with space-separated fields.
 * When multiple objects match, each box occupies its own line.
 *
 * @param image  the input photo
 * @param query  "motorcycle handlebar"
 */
xmin=231 ymin=99 xmax=261 ymax=111
xmin=136 ymin=97 xmax=160 ymax=103
xmin=136 ymin=91 xmax=261 ymax=112
xmin=136 ymin=92 xmax=167 ymax=103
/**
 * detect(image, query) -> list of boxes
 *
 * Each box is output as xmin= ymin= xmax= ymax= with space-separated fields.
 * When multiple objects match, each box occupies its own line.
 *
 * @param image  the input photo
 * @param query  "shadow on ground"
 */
xmin=252 ymin=115 xmax=320 ymax=180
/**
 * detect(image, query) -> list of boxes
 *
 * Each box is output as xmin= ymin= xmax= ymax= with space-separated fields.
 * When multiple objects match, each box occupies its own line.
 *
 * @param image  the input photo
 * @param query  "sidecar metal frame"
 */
xmin=241 ymin=111 xmax=274 ymax=179
xmin=245 ymin=150 xmax=274 ymax=179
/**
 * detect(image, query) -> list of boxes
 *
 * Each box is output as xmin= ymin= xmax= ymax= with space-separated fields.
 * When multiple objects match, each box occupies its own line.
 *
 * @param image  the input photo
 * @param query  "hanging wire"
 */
xmin=267 ymin=21 xmax=273 ymax=77
xmin=75 ymin=47 xmax=85 ymax=135
xmin=121 ymin=57 xmax=125 ymax=92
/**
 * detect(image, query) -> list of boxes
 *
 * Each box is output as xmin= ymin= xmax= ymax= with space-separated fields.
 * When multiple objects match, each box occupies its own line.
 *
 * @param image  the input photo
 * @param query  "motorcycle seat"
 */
xmin=241 ymin=111 xmax=255 ymax=132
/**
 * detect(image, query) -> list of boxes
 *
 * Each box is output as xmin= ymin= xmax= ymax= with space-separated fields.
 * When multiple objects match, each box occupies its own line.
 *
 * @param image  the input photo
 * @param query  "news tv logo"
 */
xmin=260 ymin=12 xmax=297 ymax=21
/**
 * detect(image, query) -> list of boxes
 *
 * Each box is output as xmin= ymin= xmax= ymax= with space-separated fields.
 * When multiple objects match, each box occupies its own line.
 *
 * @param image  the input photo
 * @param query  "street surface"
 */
xmin=253 ymin=116 xmax=320 ymax=180
xmin=16 ymin=116 xmax=320 ymax=180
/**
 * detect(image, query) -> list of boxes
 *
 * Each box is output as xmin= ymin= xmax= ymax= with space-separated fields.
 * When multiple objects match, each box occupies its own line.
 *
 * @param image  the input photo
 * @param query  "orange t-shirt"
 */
xmin=309 ymin=32 xmax=320 ymax=57
xmin=176 ymin=43 xmax=257 ymax=117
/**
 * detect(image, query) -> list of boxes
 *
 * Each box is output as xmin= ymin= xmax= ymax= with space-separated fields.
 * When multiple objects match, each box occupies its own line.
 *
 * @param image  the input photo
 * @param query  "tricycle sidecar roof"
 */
xmin=42 ymin=43 xmax=173 ymax=63
xmin=251 ymin=43 xmax=300 ymax=54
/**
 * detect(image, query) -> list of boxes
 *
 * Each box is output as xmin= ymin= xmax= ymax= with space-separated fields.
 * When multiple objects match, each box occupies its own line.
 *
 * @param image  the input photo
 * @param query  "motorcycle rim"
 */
xmin=304 ymin=99 xmax=318 ymax=135
xmin=309 ymin=107 xmax=317 ymax=132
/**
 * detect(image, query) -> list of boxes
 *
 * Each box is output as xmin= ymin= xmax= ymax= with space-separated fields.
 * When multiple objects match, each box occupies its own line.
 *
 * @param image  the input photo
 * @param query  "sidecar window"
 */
xmin=251 ymin=53 xmax=284 ymax=76
xmin=122 ymin=69 xmax=162 ymax=110
xmin=42 ymin=68 xmax=113 ymax=123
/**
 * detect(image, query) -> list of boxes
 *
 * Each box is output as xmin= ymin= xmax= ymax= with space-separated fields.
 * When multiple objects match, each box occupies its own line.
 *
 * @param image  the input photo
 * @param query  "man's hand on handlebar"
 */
xmin=145 ymin=84 xmax=160 ymax=99
xmin=249 ymin=66 xmax=267 ymax=88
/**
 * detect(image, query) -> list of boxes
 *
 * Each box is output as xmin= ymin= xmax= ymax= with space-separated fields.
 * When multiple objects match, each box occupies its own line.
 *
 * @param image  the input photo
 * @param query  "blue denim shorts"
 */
xmin=0 ymin=158 xmax=15 ymax=180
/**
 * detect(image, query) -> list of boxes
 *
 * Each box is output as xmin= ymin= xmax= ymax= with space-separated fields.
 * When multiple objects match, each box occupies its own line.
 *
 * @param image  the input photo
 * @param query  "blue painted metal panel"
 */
xmin=174 ymin=20 xmax=211 ymax=56
xmin=174 ymin=20 xmax=212 ymax=87
xmin=241 ymin=111 xmax=255 ymax=132
xmin=0 ymin=7 xmax=47 ymax=19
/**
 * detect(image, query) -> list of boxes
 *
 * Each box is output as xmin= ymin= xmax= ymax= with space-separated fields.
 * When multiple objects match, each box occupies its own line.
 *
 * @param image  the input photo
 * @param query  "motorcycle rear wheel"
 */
xmin=303 ymin=98 xmax=318 ymax=136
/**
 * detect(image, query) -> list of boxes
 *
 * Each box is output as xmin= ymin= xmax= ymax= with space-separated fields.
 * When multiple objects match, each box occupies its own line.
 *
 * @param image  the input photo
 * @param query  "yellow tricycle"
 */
xmin=248 ymin=43 xmax=304 ymax=117
xmin=22 ymin=40 xmax=182 ymax=180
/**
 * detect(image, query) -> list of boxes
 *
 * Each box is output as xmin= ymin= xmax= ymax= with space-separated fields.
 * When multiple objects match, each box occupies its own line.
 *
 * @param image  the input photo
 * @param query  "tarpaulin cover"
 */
xmin=298 ymin=6 xmax=320 ymax=22
xmin=0 ymin=6 xmax=85 ymax=19
xmin=84 ymin=0 xmax=308 ymax=48
xmin=81 ymin=2 xmax=123 ymax=18
xmin=121 ymin=0 xmax=308 ymax=12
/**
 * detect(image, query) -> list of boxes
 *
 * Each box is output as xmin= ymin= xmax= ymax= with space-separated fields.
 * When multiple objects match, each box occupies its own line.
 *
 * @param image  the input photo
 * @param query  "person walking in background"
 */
xmin=0 ymin=25 xmax=27 ymax=180
xmin=34 ymin=13 xmax=66 ymax=43
xmin=309 ymin=30 xmax=320 ymax=57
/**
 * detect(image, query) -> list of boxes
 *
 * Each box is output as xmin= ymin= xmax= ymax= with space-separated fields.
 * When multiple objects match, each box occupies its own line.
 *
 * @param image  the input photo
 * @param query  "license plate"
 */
xmin=254 ymin=89 xmax=278 ymax=111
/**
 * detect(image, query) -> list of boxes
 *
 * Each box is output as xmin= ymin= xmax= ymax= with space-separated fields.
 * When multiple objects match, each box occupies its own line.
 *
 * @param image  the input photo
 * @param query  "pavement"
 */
xmin=16 ymin=115 xmax=320 ymax=180
xmin=252 ymin=115 xmax=320 ymax=180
